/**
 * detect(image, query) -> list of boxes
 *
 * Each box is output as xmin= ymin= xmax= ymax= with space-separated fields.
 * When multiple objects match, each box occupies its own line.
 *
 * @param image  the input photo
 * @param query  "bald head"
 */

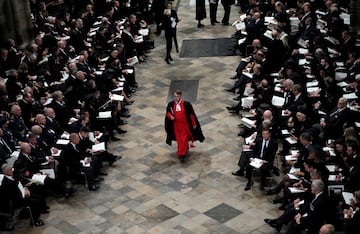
xmin=263 ymin=110 xmax=273 ymax=120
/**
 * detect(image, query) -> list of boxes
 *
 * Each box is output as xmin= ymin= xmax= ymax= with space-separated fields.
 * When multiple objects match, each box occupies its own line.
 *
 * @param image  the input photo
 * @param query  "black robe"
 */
xmin=165 ymin=100 xmax=205 ymax=145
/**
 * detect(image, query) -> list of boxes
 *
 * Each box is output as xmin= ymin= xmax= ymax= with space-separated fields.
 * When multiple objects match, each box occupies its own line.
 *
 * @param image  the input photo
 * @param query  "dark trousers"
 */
xmin=245 ymin=162 xmax=271 ymax=186
xmin=237 ymin=151 xmax=253 ymax=170
xmin=165 ymin=29 xmax=178 ymax=59
xmin=221 ymin=4 xmax=231 ymax=24
xmin=210 ymin=3 xmax=218 ymax=24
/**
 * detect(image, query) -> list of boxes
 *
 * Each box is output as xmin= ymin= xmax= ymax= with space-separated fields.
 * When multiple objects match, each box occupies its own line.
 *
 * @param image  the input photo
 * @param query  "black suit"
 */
xmin=221 ymin=0 xmax=234 ymax=24
xmin=209 ymin=0 xmax=219 ymax=25
xmin=60 ymin=142 xmax=95 ymax=189
xmin=345 ymin=204 xmax=360 ymax=234
xmin=324 ymin=107 xmax=350 ymax=138
xmin=49 ymin=100 xmax=74 ymax=130
xmin=122 ymin=31 xmax=137 ymax=58
xmin=287 ymin=192 xmax=329 ymax=234
xmin=13 ymin=153 xmax=40 ymax=185
xmin=0 ymin=176 xmax=42 ymax=223
xmin=0 ymin=138 xmax=12 ymax=165
xmin=45 ymin=116 xmax=63 ymax=137
xmin=287 ymin=92 xmax=308 ymax=115
xmin=245 ymin=137 xmax=278 ymax=186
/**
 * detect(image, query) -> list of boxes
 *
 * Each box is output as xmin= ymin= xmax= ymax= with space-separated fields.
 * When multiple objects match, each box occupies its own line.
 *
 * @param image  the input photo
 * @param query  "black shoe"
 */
xmin=99 ymin=171 xmax=108 ymax=176
xmin=230 ymin=76 xmax=238 ymax=80
xmin=215 ymin=20 xmax=220 ymax=23
xmin=197 ymin=23 xmax=205 ymax=28
xmin=40 ymin=209 xmax=49 ymax=214
xmin=232 ymin=170 xmax=244 ymax=176
xmin=226 ymin=106 xmax=235 ymax=110
xmin=264 ymin=218 xmax=273 ymax=224
xmin=120 ymin=111 xmax=131 ymax=118
xmin=228 ymin=110 xmax=238 ymax=115
xmin=222 ymin=22 xmax=230 ymax=26
xmin=211 ymin=22 xmax=215 ymax=25
xmin=269 ymin=221 xmax=282 ymax=232
xmin=118 ymin=120 xmax=128 ymax=125
xmin=272 ymin=197 xmax=284 ymax=204
xmin=179 ymin=155 xmax=185 ymax=163
xmin=88 ymin=185 xmax=99 ymax=191
xmin=111 ymin=136 xmax=121 ymax=141
xmin=237 ymin=130 xmax=246 ymax=137
xmin=113 ymin=155 xmax=122 ymax=161
xmin=225 ymin=88 xmax=235 ymax=93
xmin=165 ymin=58 xmax=171 ymax=64
xmin=117 ymin=128 xmax=127 ymax=134
xmin=273 ymin=167 xmax=280 ymax=176
xmin=265 ymin=189 xmax=277 ymax=195
xmin=233 ymin=96 xmax=241 ymax=101
xmin=244 ymin=183 xmax=251 ymax=191
xmin=278 ymin=203 xmax=287 ymax=210
xmin=259 ymin=185 xmax=265 ymax=191
xmin=94 ymin=177 xmax=104 ymax=183
xmin=265 ymin=219 xmax=282 ymax=232
xmin=176 ymin=47 xmax=179 ymax=53
xmin=31 ymin=219 xmax=45 ymax=227
xmin=0 ymin=223 xmax=14 ymax=231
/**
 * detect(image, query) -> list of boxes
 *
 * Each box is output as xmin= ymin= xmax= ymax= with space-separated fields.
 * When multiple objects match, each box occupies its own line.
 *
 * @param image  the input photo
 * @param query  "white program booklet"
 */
xmin=40 ymin=169 xmax=55 ymax=179
xmin=31 ymin=174 xmax=47 ymax=185
xmin=249 ymin=158 xmax=266 ymax=169
xmin=92 ymin=142 xmax=106 ymax=152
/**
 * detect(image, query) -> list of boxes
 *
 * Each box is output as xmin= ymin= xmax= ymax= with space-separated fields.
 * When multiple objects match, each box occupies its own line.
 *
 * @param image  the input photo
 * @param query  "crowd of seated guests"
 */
xmin=0 ymin=0 xmax=157 ymax=231
xmin=227 ymin=0 xmax=360 ymax=233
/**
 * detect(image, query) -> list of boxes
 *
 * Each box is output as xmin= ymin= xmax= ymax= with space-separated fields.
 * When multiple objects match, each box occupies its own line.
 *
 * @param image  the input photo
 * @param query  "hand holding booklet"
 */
xmin=92 ymin=142 xmax=106 ymax=153
xmin=249 ymin=158 xmax=266 ymax=169
xmin=30 ymin=174 xmax=47 ymax=185
xmin=128 ymin=56 xmax=139 ymax=66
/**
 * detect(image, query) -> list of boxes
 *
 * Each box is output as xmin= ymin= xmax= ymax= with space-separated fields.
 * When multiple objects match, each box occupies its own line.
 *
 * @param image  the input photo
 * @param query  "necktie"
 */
xmin=261 ymin=141 xmax=267 ymax=158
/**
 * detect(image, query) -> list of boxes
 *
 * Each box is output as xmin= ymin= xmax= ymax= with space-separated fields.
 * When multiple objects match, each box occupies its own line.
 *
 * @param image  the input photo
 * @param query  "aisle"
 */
xmin=16 ymin=1 xmax=283 ymax=233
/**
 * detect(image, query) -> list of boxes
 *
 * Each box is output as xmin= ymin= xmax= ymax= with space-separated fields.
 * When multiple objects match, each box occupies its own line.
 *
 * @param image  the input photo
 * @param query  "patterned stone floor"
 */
xmin=12 ymin=1 xmax=284 ymax=233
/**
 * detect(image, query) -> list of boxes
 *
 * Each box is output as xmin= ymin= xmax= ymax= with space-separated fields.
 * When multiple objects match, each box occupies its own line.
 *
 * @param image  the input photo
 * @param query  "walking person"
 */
xmin=196 ymin=0 xmax=206 ymax=28
xmin=221 ymin=0 xmax=234 ymax=26
xmin=161 ymin=1 xmax=181 ymax=64
xmin=209 ymin=0 xmax=219 ymax=25
xmin=165 ymin=90 xmax=205 ymax=163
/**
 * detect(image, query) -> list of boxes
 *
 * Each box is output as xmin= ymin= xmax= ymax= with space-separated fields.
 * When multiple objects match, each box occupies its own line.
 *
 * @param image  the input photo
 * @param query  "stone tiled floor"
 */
xmin=12 ymin=1 xmax=284 ymax=233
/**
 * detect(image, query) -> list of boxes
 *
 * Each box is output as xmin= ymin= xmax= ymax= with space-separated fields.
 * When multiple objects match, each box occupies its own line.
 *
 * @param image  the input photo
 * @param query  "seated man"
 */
xmin=58 ymin=133 xmax=98 ymax=192
xmin=244 ymin=128 xmax=278 ymax=191
xmin=78 ymin=126 xmax=121 ymax=167
xmin=264 ymin=179 xmax=329 ymax=233
xmin=0 ymin=164 xmax=45 ymax=230
xmin=319 ymin=97 xmax=350 ymax=140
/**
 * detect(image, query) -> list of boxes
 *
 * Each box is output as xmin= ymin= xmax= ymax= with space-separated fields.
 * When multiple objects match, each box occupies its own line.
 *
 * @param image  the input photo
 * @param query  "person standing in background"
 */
xmin=165 ymin=90 xmax=205 ymax=163
xmin=152 ymin=0 xmax=166 ymax=35
xmin=209 ymin=0 xmax=219 ymax=25
xmin=196 ymin=0 xmax=206 ymax=28
xmin=161 ymin=2 xmax=181 ymax=64
xmin=221 ymin=0 xmax=234 ymax=26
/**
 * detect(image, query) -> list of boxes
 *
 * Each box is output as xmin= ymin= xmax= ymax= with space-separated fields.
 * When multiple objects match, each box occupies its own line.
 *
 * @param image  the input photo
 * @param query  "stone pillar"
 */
xmin=0 ymin=0 xmax=33 ymax=47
